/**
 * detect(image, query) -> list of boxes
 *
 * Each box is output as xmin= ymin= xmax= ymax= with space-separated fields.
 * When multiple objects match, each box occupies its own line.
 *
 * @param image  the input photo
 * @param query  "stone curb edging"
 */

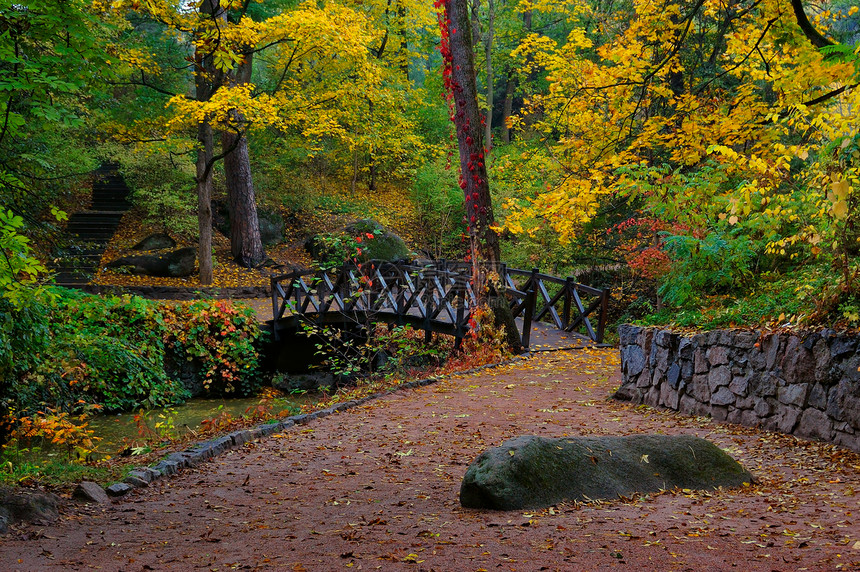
xmin=81 ymin=352 xmax=542 ymax=503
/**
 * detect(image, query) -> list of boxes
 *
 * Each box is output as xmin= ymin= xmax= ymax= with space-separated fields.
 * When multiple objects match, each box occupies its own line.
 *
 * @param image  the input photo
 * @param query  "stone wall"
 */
xmin=615 ymin=325 xmax=860 ymax=452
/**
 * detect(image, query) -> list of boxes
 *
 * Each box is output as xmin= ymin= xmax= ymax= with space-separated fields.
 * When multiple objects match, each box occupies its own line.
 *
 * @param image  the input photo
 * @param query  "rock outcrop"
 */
xmin=460 ymin=434 xmax=752 ymax=510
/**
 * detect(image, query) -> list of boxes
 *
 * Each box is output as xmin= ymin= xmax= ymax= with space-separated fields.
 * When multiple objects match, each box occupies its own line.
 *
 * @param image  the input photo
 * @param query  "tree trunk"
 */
xmin=194 ymin=0 xmax=222 ymax=285
xmin=483 ymin=0 xmax=495 ymax=152
xmin=196 ymin=122 xmax=214 ymax=285
xmin=222 ymin=54 xmax=265 ymax=268
xmin=441 ymin=0 xmax=500 ymax=268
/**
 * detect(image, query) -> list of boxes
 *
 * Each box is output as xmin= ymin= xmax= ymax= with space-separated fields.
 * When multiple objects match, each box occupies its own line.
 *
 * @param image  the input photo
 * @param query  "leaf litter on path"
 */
xmin=1 ymin=348 xmax=858 ymax=571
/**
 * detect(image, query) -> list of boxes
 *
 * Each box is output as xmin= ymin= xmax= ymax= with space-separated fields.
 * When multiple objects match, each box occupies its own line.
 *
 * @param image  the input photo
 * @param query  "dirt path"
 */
xmin=2 ymin=349 xmax=859 ymax=571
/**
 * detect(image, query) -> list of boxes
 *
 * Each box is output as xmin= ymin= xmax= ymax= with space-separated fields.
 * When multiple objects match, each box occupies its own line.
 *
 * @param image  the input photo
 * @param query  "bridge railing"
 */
xmin=503 ymin=267 xmax=609 ymax=343
xmin=271 ymin=261 xmax=478 ymax=342
xmin=271 ymin=260 xmax=608 ymax=346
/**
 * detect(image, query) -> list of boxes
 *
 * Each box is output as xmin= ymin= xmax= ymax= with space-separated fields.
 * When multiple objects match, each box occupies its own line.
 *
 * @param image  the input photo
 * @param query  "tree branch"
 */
xmin=790 ymin=0 xmax=834 ymax=48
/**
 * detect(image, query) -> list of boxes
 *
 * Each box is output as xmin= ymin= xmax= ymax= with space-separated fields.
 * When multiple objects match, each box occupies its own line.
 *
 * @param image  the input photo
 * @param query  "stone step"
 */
xmin=90 ymin=202 xmax=131 ymax=211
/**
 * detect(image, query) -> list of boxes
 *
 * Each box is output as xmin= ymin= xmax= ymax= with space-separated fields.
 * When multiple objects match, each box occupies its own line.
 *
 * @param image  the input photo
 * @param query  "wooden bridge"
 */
xmin=270 ymin=260 xmax=609 ymax=349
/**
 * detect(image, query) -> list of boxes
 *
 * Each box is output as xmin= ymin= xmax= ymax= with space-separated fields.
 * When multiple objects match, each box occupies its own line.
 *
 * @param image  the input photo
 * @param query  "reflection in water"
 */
xmin=87 ymin=393 xmax=318 ymax=456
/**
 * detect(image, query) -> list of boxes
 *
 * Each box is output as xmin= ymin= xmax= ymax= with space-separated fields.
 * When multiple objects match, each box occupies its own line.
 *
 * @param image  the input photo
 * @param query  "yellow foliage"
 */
xmin=498 ymin=0 xmax=859 ymax=255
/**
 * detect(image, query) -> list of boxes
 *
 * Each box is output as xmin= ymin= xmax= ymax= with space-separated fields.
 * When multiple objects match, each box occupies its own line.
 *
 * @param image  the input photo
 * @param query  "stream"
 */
xmin=86 ymin=393 xmax=319 ymax=458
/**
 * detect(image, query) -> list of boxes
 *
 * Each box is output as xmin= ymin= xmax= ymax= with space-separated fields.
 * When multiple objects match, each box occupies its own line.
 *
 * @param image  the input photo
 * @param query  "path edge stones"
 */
xmin=76 ymin=350 xmax=551 ymax=504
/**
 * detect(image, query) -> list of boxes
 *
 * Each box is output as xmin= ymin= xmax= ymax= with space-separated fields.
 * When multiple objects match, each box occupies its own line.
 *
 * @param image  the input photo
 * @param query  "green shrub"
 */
xmin=162 ymin=300 xmax=265 ymax=396
xmin=103 ymin=144 xmax=197 ymax=237
xmin=658 ymin=230 xmax=760 ymax=308
xmin=0 ymin=289 xmax=266 ymax=427
xmin=409 ymin=159 xmax=466 ymax=258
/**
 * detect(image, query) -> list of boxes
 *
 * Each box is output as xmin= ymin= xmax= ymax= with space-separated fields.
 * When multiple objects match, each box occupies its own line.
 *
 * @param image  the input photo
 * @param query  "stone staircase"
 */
xmin=52 ymin=165 xmax=132 ymax=287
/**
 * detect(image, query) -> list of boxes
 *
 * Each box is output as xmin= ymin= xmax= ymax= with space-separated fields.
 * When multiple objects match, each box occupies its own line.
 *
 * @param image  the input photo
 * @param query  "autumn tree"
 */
xmin=496 ymin=0 xmax=859 ymax=322
xmin=103 ymin=0 xmax=384 ymax=282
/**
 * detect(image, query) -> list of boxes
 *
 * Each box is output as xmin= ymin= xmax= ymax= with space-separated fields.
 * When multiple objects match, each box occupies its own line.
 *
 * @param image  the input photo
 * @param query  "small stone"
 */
xmin=763 ymin=334 xmax=781 ymax=370
xmin=659 ymin=383 xmax=680 ymax=409
xmin=230 ymin=430 xmax=253 ymax=447
xmin=622 ymin=345 xmax=646 ymax=377
xmin=706 ymin=346 xmax=729 ymax=366
xmin=712 ymin=387 xmax=736 ymax=406
xmin=796 ymin=408 xmax=833 ymax=442
xmin=711 ymin=405 xmax=729 ymax=421
xmin=667 ymin=363 xmax=681 ymax=389
xmin=739 ymin=409 xmax=761 ymax=427
xmin=728 ymin=375 xmax=749 ymax=396
xmin=781 ymin=336 xmax=815 ymax=384
xmin=808 ymin=383 xmax=827 ymax=410
xmin=694 ymin=349 xmax=709 ymax=374
xmin=126 ymin=469 xmax=154 ymax=484
xmin=778 ymin=384 xmax=808 ymax=407
xmin=830 ymin=337 xmax=856 ymax=359
xmin=754 ymin=399 xmax=773 ymax=418
xmin=106 ymin=483 xmax=133 ymax=497
xmin=689 ymin=374 xmax=712 ymax=402
xmin=708 ymin=366 xmax=731 ymax=392
xmin=73 ymin=482 xmax=110 ymax=504
xmin=618 ymin=324 xmax=642 ymax=346
xmin=152 ymin=460 xmax=180 ymax=476
xmin=777 ymin=407 xmax=801 ymax=433
xmin=124 ymin=475 xmax=148 ymax=488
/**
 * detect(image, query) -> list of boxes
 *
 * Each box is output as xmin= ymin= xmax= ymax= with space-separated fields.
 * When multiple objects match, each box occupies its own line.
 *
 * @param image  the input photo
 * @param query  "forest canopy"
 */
xmin=0 ymin=0 xmax=858 ymax=328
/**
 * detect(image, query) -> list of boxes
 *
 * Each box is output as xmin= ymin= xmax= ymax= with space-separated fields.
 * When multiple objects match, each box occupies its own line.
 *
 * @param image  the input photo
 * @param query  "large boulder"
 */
xmin=0 ymin=487 xmax=62 ymax=532
xmin=305 ymin=219 xmax=411 ymax=265
xmin=212 ymin=200 xmax=284 ymax=246
xmin=460 ymin=434 xmax=753 ymax=510
xmin=131 ymin=232 xmax=176 ymax=251
xmin=258 ymin=207 xmax=285 ymax=246
xmin=106 ymin=247 xmax=196 ymax=277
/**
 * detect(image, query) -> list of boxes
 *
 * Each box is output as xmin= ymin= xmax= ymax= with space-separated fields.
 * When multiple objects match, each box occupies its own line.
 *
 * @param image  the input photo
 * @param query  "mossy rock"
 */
xmin=460 ymin=434 xmax=754 ymax=510
xmin=306 ymin=219 xmax=412 ymax=265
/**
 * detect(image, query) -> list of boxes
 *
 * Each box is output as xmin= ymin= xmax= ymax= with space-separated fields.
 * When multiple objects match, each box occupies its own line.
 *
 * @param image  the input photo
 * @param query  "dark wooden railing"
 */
xmin=271 ymin=260 xmax=609 ymax=348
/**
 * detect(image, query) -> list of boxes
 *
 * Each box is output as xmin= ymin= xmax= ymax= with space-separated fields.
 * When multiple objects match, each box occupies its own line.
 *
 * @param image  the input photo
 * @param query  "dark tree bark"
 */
xmin=790 ymin=0 xmax=834 ymax=48
xmin=441 ymin=0 xmax=500 ymax=268
xmin=221 ymin=53 xmax=265 ymax=268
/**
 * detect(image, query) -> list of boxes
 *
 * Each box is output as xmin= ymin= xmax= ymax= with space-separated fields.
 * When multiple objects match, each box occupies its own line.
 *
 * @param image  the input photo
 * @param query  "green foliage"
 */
xmin=162 ymin=300 xmax=265 ymax=397
xmin=310 ymin=232 xmax=363 ymax=270
xmin=0 ymin=290 xmax=266 ymax=429
xmin=299 ymin=320 xmax=453 ymax=381
xmin=0 ymin=209 xmax=47 ymax=293
xmin=104 ymin=144 xmax=197 ymax=237
xmin=658 ymin=231 xmax=760 ymax=308
xmin=0 ymin=447 xmax=109 ymax=487
xmin=645 ymin=271 xmax=824 ymax=330
xmin=1 ymin=288 xmax=185 ymax=416
xmin=410 ymin=159 xmax=466 ymax=258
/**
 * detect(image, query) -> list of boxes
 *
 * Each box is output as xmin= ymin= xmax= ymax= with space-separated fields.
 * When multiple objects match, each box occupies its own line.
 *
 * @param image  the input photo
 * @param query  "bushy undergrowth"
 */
xmin=0 ymin=288 xmax=265 ymax=427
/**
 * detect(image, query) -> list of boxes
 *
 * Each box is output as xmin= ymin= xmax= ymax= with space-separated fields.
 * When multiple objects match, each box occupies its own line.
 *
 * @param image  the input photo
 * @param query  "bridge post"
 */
xmin=597 ymin=288 xmax=610 ymax=343
xmin=562 ymin=277 xmax=573 ymax=329
xmin=270 ymin=276 xmax=279 ymax=341
xmin=521 ymin=285 xmax=535 ymax=349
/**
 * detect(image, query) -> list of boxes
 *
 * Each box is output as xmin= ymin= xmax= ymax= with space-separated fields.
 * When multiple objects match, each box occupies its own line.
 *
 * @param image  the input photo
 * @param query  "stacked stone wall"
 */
xmin=615 ymin=325 xmax=860 ymax=452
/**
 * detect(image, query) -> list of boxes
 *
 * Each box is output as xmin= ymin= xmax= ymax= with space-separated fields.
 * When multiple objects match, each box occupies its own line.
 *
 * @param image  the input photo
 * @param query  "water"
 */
xmin=86 ymin=393 xmax=318 ymax=457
